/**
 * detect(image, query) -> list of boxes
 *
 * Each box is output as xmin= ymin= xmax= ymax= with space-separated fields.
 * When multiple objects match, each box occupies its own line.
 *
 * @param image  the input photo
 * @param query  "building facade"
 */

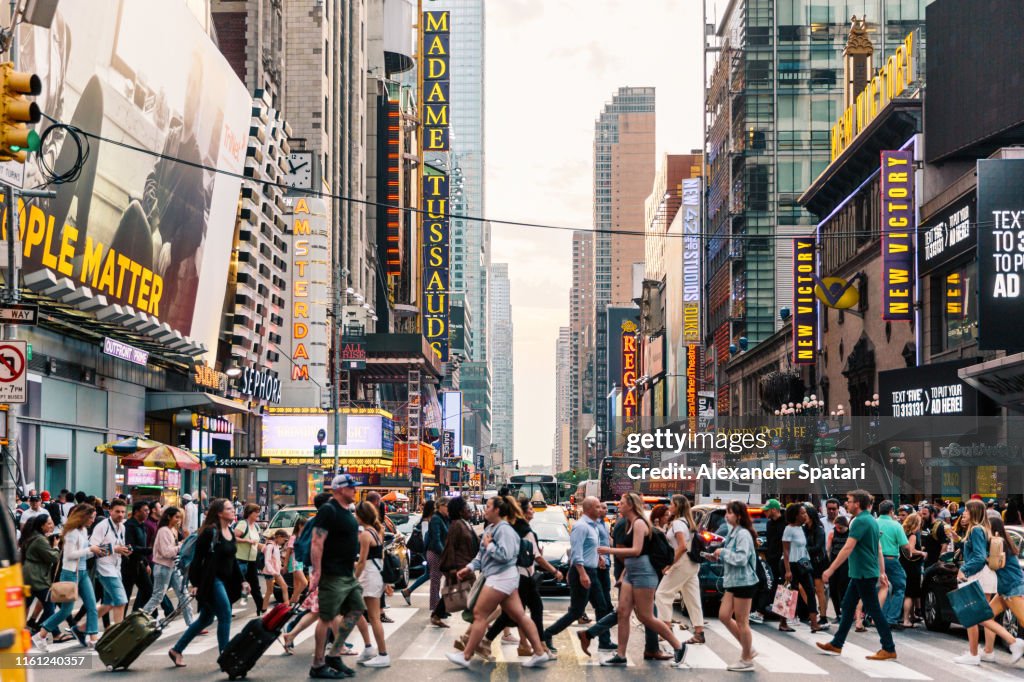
xmin=569 ymin=230 xmax=594 ymax=472
xmin=553 ymin=326 xmax=572 ymax=473
xmin=489 ymin=263 xmax=514 ymax=478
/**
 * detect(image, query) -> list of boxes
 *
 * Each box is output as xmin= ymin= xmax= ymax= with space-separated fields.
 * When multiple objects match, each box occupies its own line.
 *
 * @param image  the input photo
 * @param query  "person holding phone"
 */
xmin=90 ymin=498 xmax=132 ymax=629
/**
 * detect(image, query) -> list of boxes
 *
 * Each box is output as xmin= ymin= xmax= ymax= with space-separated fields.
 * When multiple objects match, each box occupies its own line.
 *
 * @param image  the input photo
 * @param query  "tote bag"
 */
xmin=461 ymin=573 xmax=487 ymax=623
xmin=948 ymin=579 xmax=995 ymax=628
xmin=771 ymin=583 xmax=798 ymax=620
xmin=442 ymin=574 xmax=475 ymax=613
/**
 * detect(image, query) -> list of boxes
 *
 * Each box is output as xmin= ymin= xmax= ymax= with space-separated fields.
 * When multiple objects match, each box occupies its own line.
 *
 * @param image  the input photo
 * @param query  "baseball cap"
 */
xmin=40 ymin=491 xmax=51 ymax=502
xmin=28 ymin=494 xmax=39 ymax=501
xmin=331 ymin=473 xmax=361 ymax=489
xmin=764 ymin=499 xmax=782 ymax=511
xmin=182 ymin=493 xmax=193 ymax=502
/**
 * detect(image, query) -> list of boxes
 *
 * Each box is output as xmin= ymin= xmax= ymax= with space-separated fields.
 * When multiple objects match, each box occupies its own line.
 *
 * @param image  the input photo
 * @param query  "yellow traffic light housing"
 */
xmin=0 ymin=63 xmax=41 ymax=163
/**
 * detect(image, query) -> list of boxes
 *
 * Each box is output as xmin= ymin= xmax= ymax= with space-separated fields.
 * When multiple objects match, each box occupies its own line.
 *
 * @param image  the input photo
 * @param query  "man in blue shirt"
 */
xmin=542 ymin=497 xmax=612 ymax=652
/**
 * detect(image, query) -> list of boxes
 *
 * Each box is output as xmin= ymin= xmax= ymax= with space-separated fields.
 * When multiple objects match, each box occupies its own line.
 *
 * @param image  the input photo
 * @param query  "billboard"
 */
xmin=881 ymin=150 xmax=915 ymax=321
xmin=442 ymin=390 xmax=463 ymax=466
xmin=792 ymin=237 xmax=817 ymax=365
xmin=681 ymin=179 xmax=701 ymax=343
xmin=977 ymin=159 xmax=1024 ymax=351
xmin=262 ymin=413 xmax=394 ymax=461
xmin=920 ymin=194 xmax=975 ymax=276
xmin=422 ymin=172 xmax=449 ymax=361
xmin=422 ymin=11 xmax=450 ymax=152
xmin=15 ymin=0 xmax=250 ymax=353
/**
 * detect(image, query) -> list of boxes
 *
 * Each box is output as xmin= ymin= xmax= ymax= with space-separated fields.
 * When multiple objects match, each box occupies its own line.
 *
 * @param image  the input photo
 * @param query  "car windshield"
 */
xmin=533 ymin=523 xmax=570 ymax=543
xmin=269 ymin=509 xmax=315 ymax=529
xmin=397 ymin=514 xmax=421 ymax=535
xmin=706 ymin=510 xmax=768 ymax=538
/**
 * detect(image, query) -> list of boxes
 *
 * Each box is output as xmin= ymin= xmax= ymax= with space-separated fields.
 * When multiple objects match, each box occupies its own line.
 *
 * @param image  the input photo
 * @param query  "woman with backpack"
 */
xmin=168 ymin=498 xmax=249 ymax=666
xmin=655 ymin=495 xmax=705 ymax=644
xmin=140 ymin=506 xmax=194 ymax=627
xmin=352 ymin=501 xmax=392 ymax=668
xmin=233 ymin=503 xmax=265 ymax=616
xmin=400 ymin=500 xmax=435 ymax=605
xmin=595 ymin=492 xmax=687 ymax=668
xmin=953 ymin=500 xmax=1024 ymax=666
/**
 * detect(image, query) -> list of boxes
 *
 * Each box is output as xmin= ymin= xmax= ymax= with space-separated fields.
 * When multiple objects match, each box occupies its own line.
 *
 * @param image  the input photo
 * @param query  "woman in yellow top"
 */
xmin=233 ymin=503 xmax=265 ymax=615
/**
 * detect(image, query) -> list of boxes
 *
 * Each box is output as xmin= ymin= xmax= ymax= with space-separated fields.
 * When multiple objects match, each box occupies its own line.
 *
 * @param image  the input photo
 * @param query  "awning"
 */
xmin=146 ymin=392 xmax=252 ymax=417
xmin=959 ymin=353 xmax=1024 ymax=407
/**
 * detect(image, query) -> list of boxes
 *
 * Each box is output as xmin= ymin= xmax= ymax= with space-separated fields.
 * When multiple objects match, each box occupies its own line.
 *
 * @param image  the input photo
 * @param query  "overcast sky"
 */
xmin=486 ymin=0 xmax=719 ymax=468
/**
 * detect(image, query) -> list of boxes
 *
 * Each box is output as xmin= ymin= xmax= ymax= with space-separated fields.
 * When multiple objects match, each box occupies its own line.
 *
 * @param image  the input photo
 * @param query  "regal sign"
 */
xmin=621 ymin=320 xmax=638 ymax=423
xmin=422 ymin=11 xmax=450 ymax=152
xmin=792 ymin=237 xmax=817 ymax=365
xmin=881 ymin=150 xmax=915 ymax=321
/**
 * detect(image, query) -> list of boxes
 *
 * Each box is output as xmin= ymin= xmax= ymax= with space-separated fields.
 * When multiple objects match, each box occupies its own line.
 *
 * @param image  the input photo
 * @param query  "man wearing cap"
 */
xmin=182 ymin=494 xmax=199 ymax=537
xmin=762 ymin=499 xmax=786 ymax=625
xmin=309 ymin=474 xmax=365 ymax=679
xmin=20 ymin=494 xmax=50 ymax=529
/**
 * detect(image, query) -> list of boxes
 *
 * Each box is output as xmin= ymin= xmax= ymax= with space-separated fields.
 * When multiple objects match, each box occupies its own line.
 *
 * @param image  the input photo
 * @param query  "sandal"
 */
xmin=778 ymin=624 xmax=795 ymax=633
xmin=855 ymin=625 xmax=867 ymax=633
xmin=168 ymin=649 xmax=186 ymax=668
xmin=687 ymin=632 xmax=705 ymax=644
xmin=53 ymin=633 xmax=75 ymax=643
xmin=279 ymin=636 xmax=295 ymax=655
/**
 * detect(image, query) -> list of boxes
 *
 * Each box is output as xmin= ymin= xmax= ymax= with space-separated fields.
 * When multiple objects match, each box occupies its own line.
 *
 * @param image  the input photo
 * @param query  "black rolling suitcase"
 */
xmin=217 ymin=603 xmax=294 ymax=679
xmin=96 ymin=596 xmax=190 ymax=671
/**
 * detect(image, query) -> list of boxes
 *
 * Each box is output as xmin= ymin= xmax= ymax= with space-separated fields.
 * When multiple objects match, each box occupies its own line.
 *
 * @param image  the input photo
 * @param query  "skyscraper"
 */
xmin=569 ymin=230 xmax=594 ymax=472
xmin=553 ymin=326 xmax=572 ymax=474
xmin=704 ymin=1 xmax=929 ymax=413
xmin=592 ymin=87 xmax=655 ymax=461
xmin=489 ymin=263 xmax=514 ymax=478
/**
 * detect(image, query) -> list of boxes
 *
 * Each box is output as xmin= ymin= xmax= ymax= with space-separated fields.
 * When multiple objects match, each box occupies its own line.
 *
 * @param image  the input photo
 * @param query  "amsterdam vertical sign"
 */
xmin=422 ymin=10 xmax=451 ymax=361
xmin=881 ymin=150 xmax=915 ymax=321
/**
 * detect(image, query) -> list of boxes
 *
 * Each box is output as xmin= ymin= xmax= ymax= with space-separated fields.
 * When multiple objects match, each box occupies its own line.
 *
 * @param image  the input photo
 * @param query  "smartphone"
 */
xmin=700 ymin=551 xmax=717 ymax=561
xmin=102 ymin=543 xmax=113 ymax=555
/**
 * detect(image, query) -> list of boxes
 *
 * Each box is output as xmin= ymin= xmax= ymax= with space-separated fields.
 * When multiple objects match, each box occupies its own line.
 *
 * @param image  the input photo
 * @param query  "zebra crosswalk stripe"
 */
xmin=703 ymin=620 xmax=830 ymax=675
xmin=780 ymin=624 xmax=931 ymax=680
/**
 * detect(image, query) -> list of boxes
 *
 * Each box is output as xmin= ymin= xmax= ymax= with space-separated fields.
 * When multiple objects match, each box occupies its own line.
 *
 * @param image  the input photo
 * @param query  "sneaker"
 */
xmin=362 ymin=654 xmax=391 ymax=668
xmin=748 ymin=612 xmax=764 ymax=625
xmin=727 ymin=660 xmax=756 ymax=671
xmin=865 ymin=649 xmax=897 ymax=661
xmin=380 ymin=614 xmax=394 ymax=624
xmin=445 ymin=651 xmax=472 ymax=669
xmin=31 ymin=631 xmax=49 ymax=653
xmin=357 ymin=645 xmax=378 ymax=662
xmin=309 ymin=665 xmax=344 ymax=679
xmin=522 ymin=652 xmax=550 ymax=668
xmin=952 ymin=652 xmax=981 ymax=666
xmin=501 ymin=632 xmax=519 ymax=645
xmin=600 ymin=654 xmax=628 ymax=666
xmin=673 ymin=643 xmax=687 ymax=666
xmin=1011 ymin=638 xmax=1024 ymax=664
xmin=981 ymin=650 xmax=997 ymax=662
xmin=598 ymin=642 xmax=618 ymax=652
xmin=324 ymin=656 xmax=356 ymax=678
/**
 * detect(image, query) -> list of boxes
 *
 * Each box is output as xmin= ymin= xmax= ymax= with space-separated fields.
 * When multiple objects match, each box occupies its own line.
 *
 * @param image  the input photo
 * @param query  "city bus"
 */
xmin=506 ymin=474 xmax=560 ymax=506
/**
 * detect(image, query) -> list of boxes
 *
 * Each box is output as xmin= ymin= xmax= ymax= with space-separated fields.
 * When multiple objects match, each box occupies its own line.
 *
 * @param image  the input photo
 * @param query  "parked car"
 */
xmin=532 ymin=520 xmax=571 ymax=594
xmin=691 ymin=504 xmax=770 ymax=607
xmin=604 ymin=502 xmax=619 ymax=525
xmin=263 ymin=505 xmax=316 ymax=540
xmin=923 ymin=524 xmax=1024 ymax=635
xmin=395 ymin=513 xmax=426 ymax=580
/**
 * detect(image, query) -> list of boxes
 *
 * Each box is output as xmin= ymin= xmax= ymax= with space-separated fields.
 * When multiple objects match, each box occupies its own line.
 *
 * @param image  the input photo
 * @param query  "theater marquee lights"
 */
xmin=792 ymin=237 xmax=817 ymax=365
xmin=881 ymin=150 xmax=915 ymax=321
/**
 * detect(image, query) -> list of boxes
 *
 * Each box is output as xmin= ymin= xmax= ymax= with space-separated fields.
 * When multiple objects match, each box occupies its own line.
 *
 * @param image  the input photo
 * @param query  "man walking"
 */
xmin=122 ymin=501 xmax=153 ymax=611
xmin=876 ymin=500 xmax=908 ymax=628
xmin=542 ymin=496 xmax=611 ymax=653
xmin=309 ymin=474 xmax=366 ymax=679
xmin=90 ymin=498 xmax=132 ymax=630
xmin=817 ymin=489 xmax=896 ymax=661
xmin=762 ymin=499 xmax=785 ymax=626
xmin=182 ymin=494 xmax=199 ymax=536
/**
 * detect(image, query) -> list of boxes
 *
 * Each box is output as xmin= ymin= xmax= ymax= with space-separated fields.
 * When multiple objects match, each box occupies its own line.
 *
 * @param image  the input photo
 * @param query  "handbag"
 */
xmin=948 ymin=579 xmax=995 ymax=628
xmin=771 ymin=583 xmax=799 ymax=620
xmin=461 ymin=573 xmax=486 ymax=623
xmin=48 ymin=546 xmax=78 ymax=604
xmin=442 ymin=575 xmax=475 ymax=612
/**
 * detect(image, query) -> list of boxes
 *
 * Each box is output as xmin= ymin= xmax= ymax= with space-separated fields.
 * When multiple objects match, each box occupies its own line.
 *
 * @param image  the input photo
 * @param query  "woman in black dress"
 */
xmin=900 ymin=513 xmax=926 ymax=627
xmin=168 ymin=498 xmax=248 ymax=667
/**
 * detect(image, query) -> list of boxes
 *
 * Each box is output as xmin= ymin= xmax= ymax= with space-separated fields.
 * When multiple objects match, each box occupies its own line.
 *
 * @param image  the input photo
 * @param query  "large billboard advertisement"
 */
xmin=442 ymin=390 xmax=463 ymax=466
xmin=262 ymin=413 xmax=395 ymax=462
xmin=792 ymin=237 xmax=817 ymax=365
xmin=977 ymin=159 xmax=1024 ymax=351
xmin=881 ymin=150 xmax=915 ymax=321
xmin=14 ymin=0 xmax=250 ymax=354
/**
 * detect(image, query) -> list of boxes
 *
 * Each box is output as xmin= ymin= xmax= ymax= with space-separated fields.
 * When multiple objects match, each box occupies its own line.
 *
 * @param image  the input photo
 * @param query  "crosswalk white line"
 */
xmin=886 ymin=633 xmax=1024 ymax=682
xmin=678 ymin=640 xmax=729 ymax=670
xmin=264 ymin=606 xmax=419 ymax=657
xmin=704 ymin=620 xmax=830 ymax=675
xmin=399 ymin=622 xmax=463 ymax=660
xmin=563 ymin=624 xmax=635 ymax=667
xmin=781 ymin=623 xmax=931 ymax=680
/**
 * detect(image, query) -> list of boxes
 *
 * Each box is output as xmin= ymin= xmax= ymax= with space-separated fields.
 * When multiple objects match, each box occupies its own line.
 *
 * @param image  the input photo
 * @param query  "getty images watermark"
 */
xmin=622 ymin=428 xmax=867 ymax=484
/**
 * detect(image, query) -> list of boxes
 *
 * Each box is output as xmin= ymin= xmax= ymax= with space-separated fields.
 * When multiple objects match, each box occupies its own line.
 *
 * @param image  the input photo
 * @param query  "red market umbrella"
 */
xmin=382 ymin=491 xmax=409 ymax=503
xmin=121 ymin=444 xmax=201 ymax=471
xmin=95 ymin=437 xmax=162 ymax=455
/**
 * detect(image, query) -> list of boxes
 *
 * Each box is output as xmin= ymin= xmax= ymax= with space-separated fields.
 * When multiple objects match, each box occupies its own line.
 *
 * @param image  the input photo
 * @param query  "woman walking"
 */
xmin=140 ymin=506 xmax=195 ymax=627
xmin=20 ymin=514 xmax=59 ymax=631
xmin=781 ymin=503 xmax=823 ymax=632
xmin=400 ymin=500 xmax=435 ymax=604
xmin=432 ymin=497 xmax=479 ymax=628
xmin=33 ymin=503 xmax=103 ymax=651
xmin=826 ymin=516 xmax=851 ymax=622
xmin=655 ymin=495 xmax=704 ymax=644
xmin=711 ymin=501 xmax=760 ymax=672
xmin=426 ymin=498 xmax=451 ymax=626
xmin=446 ymin=495 xmax=551 ymax=669
xmin=284 ymin=516 xmax=308 ymax=605
xmin=168 ymin=499 xmax=249 ymax=666
xmin=953 ymin=501 xmax=1024 ymax=666
xmin=804 ymin=505 xmax=831 ymax=624
xmin=352 ymin=501 xmax=392 ymax=667
xmin=900 ymin=513 xmax=926 ymax=628
xmin=260 ymin=530 xmax=290 ymax=612
xmin=233 ymin=503 xmax=264 ymax=615
xmin=595 ymin=492 xmax=687 ymax=668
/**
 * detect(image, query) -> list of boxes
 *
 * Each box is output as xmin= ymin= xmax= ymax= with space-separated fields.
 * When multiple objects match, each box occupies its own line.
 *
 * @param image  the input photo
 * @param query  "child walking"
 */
xmin=261 ymin=529 xmax=290 ymax=612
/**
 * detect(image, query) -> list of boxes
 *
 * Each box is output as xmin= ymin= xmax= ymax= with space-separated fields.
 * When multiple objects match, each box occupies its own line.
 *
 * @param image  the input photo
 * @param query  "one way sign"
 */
xmin=0 ymin=303 xmax=38 ymax=325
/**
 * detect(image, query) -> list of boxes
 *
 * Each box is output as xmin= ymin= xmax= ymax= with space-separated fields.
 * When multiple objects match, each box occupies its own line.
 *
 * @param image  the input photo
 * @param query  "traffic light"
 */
xmin=313 ymin=444 xmax=327 ymax=457
xmin=0 ymin=63 xmax=41 ymax=163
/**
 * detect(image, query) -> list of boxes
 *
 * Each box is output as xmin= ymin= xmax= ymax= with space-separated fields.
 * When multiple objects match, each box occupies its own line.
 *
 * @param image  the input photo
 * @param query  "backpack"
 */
xmin=379 ymin=548 xmax=404 ymax=587
xmin=293 ymin=516 xmax=317 ymax=566
xmin=407 ymin=526 xmax=426 ymax=554
xmin=687 ymin=527 xmax=707 ymax=564
xmin=989 ymin=536 xmax=1007 ymax=570
xmin=177 ymin=532 xmax=200 ymax=572
xmin=648 ymin=527 xmax=675 ymax=574
xmin=516 ymin=536 xmax=535 ymax=568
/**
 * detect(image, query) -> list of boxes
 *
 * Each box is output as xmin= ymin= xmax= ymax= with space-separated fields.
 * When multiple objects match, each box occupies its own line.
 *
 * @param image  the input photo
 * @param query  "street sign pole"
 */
xmin=0 ymin=181 xmax=19 ymax=508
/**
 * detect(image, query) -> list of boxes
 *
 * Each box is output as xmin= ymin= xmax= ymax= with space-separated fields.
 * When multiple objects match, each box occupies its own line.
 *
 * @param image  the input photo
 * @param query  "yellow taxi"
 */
xmin=0 ymin=509 xmax=27 ymax=682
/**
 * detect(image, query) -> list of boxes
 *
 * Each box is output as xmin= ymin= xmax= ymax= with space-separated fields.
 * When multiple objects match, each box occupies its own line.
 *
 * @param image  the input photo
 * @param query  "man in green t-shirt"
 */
xmin=817 ymin=490 xmax=896 ymax=661
xmin=876 ymin=500 xmax=909 ymax=627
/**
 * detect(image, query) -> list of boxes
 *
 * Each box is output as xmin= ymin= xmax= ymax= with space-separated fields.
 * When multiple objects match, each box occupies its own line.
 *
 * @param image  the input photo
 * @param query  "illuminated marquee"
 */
xmin=291 ymin=198 xmax=314 ymax=380
xmin=946 ymin=271 xmax=964 ymax=318
xmin=682 ymin=179 xmax=701 ymax=343
xmin=422 ymin=173 xmax=450 ymax=361
xmin=881 ymin=150 xmax=915 ymax=321
xmin=423 ymin=11 xmax=450 ymax=152
xmin=831 ymin=32 xmax=917 ymax=161
xmin=384 ymin=99 xmax=401 ymax=276
xmin=621 ymin=320 xmax=638 ymax=422
xmin=686 ymin=344 xmax=700 ymax=431
xmin=792 ymin=237 xmax=818 ymax=365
